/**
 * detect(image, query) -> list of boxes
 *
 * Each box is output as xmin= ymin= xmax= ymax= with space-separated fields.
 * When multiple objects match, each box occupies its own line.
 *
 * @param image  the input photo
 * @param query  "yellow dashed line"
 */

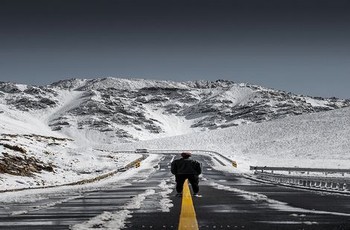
xmin=178 ymin=180 xmax=199 ymax=230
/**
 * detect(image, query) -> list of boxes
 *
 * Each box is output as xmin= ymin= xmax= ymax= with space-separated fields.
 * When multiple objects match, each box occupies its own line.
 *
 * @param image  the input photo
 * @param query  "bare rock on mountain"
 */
xmin=0 ymin=82 xmax=22 ymax=94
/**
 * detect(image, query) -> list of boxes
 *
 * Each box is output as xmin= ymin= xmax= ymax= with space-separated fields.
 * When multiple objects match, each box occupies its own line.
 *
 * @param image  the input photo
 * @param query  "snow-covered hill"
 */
xmin=1 ymin=77 xmax=349 ymax=145
xmin=1 ymin=77 xmax=349 ymax=190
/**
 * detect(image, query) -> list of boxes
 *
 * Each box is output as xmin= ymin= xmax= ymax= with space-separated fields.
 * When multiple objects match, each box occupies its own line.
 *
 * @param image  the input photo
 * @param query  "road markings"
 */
xmin=178 ymin=180 xmax=199 ymax=230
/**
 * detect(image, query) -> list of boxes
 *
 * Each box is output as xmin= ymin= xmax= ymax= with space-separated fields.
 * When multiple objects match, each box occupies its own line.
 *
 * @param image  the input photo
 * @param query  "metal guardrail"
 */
xmin=250 ymin=166 xmax=350 ymax=176
xmin=250 ymin=166 xmax=350 ymax=193
xmin=252 ymin=172 xmax=350 ymax=193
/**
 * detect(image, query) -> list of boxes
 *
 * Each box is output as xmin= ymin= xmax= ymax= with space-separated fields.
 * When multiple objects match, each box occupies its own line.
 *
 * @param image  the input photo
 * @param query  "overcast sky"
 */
xmin=1 ymin=0 xmax=350 ymax=98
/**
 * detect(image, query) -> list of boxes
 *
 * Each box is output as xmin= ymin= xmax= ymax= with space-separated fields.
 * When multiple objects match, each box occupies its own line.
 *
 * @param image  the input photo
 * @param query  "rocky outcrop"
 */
xmin=6 ymin=96 xmax=57 ymax=111
xmin=0 ymin=152 xmax=54 ymax=176
xmin=0 ymin=82 xmax=22 ymax=94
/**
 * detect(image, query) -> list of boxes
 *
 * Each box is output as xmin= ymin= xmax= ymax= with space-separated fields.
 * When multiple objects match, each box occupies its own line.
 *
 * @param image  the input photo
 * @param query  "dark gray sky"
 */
xmin=1 ymin=0 xmax=350 ymax=98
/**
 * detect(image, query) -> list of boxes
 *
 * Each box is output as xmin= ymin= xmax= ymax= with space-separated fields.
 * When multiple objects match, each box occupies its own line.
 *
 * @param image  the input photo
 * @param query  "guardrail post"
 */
xmin=315 ymin=181 xmax=321 ymax=188
xmin=332 ymin=182 xmax=337 ymax=190
xmin=337 ymin=183 xmax=342 ymax=191
xmin=310 ymin=181 xmax=315 ymax=187
xmin=327 ymin=182 xmax=332 ymax=189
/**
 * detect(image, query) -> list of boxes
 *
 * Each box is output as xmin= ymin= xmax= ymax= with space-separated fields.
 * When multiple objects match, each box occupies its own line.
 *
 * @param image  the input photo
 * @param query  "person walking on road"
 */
xmin=171 ymin=152 xmax=202 ymax=196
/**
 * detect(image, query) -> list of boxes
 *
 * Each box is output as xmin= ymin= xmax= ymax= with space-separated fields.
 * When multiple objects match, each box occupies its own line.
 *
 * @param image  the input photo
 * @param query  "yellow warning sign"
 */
xmin=232 ymin=161 xmax=237 ymax=168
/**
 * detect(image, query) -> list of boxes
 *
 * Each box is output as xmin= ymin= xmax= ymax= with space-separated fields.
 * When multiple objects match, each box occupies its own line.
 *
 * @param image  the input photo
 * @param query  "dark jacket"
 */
xmin=171 ymin=158 xmax=202 ymax=175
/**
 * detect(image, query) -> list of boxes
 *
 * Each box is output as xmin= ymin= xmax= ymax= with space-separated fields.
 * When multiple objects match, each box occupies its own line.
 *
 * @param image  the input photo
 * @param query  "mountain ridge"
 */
xmin=1 ymin=77 xmax=349 ymax=144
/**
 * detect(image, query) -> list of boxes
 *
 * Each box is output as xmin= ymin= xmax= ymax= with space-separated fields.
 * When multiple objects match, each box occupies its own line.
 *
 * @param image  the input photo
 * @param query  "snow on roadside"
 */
xmin=0 ymin=132 xmax=141 ymax=190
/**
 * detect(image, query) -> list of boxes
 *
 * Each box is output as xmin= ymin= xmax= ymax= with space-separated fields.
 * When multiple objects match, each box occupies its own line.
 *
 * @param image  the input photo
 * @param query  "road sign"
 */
xmin=232 ymin=161 xmax=237 ymax=168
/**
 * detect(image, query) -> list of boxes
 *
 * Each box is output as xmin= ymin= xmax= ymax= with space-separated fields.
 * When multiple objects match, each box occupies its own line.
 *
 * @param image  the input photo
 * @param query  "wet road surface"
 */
xmin=1 ymin=154 xmax=350 ymax=229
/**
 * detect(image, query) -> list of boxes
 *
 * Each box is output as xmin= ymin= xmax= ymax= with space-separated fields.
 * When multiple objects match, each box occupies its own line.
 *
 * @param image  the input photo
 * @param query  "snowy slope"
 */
xmin=108 ymin=107 xmax=350 ymax=172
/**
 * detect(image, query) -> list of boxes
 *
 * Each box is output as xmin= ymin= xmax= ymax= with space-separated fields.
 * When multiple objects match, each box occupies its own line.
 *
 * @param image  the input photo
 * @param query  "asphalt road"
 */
xmin=1 ymin=154 xmax=350 ymax=230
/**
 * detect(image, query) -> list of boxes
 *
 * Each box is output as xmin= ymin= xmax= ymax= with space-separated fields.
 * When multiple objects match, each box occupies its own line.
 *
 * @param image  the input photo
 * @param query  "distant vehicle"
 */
xmin=135 ymin=149 xmax=149 ymax=153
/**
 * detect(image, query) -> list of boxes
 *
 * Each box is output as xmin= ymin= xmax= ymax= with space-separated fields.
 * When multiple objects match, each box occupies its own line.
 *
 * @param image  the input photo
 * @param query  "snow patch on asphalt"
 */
xmin=211 ymin=182 xmax=350 ymax=217
xmin=256 ymin=221 xmax=318 ymax=225
xmin=71 ymin=189 xmax=156 ymax=230
xmin=159 ymin=179 xmax=174 ymax=212
xmin=11 ymin=195 xmax=83 ymax=216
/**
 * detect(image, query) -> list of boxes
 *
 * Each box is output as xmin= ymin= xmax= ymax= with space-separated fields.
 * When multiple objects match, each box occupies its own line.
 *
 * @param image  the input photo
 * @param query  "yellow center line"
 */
xmin=178 ymin=180 xmax=199 ymax=230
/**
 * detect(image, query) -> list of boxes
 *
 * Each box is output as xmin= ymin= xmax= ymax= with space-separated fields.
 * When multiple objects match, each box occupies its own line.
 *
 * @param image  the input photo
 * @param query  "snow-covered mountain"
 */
xmin=1 ymin=77 xmax=349 ymax=144
xmin=1 ymin=77 xmax=350 ymax=190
